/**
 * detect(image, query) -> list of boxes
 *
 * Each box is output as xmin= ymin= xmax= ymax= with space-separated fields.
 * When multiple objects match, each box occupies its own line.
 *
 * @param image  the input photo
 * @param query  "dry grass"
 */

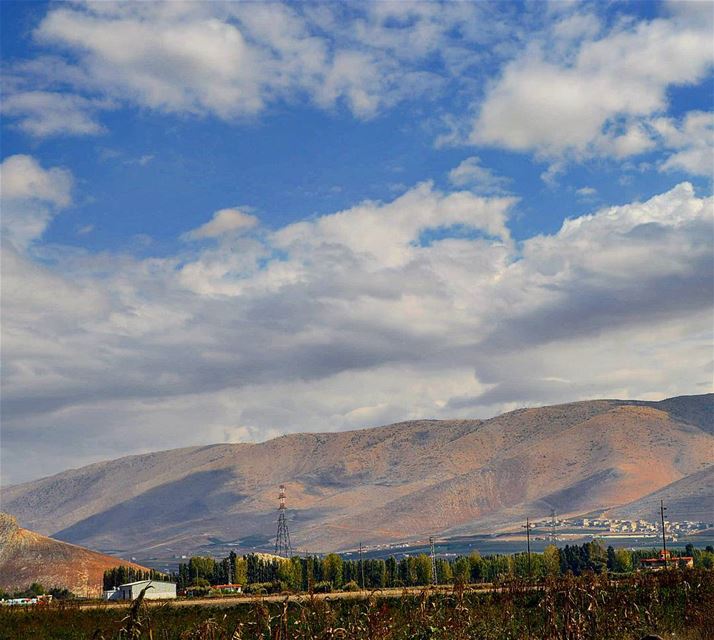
xmin=1 ymin=570 xmax=712 ymax=640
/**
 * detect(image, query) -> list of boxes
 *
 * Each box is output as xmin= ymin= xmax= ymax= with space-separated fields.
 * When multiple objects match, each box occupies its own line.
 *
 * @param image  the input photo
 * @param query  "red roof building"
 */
xmin=640 ymin=550 xmax=694 ymax=570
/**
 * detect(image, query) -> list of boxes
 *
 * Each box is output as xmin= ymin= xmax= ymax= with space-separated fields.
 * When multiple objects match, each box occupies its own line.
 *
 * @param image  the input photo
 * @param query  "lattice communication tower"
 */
xmin=275 ymin=484 xmax=293 ymax=558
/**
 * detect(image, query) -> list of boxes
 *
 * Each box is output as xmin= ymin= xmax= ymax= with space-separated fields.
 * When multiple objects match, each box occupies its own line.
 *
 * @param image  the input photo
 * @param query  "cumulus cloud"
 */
xmin=472 ymin=11 xmax=714 ymax=160
xmin=448 ymin=157 xmax=511 ymax=194
xmin=3 ymin=1 xmax=710 ymax=187
xmin=0 ymin=1 xmax=532 ymax=136
xmin=1 ymin=179 xmax=712 ymax=483
xmin=0 ymin=0 xmax=495 ymax=131
xmin=0 ymin=155 xmax=73 ymax=249
xmin=1 ymin=91 xmax=105 ymax=137
xmin=183 ymin=208 xmax=259 ymax=241
xmin=651 ymin=111 xmax=714 ymax=177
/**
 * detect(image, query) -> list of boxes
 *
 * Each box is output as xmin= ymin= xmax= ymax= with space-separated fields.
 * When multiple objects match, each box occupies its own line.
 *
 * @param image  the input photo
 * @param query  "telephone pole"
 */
xmin=359 ymin=542 xmax=365 ymax=590
xmin=275 ymin=484 xmax=293 ymax=558
xmin=660 ymin=500 xmax=668 ymax=569
xmin=550 ymin=509 xmax=557 ymax=543
xmin=429 ymin=537 xmax=438 ymax=586
xmin=522 ymin=518 xmax=533 ymax=578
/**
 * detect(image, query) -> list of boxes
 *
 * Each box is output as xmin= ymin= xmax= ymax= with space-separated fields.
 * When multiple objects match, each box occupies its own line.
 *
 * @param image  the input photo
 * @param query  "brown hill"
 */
xmin=2 ymin=395 xmax=712 ymax=558
xmin=0 ymin=513 xmax=148 ymax=597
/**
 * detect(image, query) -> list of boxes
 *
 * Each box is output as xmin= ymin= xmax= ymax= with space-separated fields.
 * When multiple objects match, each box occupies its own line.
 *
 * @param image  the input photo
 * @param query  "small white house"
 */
xmin=104 ymin=580 xmax=176 ymax=601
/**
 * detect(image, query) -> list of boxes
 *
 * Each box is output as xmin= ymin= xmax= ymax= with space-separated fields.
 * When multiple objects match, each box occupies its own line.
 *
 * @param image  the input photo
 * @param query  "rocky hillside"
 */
xmin=0 ymin=513 xmax=148 ymax=597
xmin=2 ymin=395 xmax=712 ymax=559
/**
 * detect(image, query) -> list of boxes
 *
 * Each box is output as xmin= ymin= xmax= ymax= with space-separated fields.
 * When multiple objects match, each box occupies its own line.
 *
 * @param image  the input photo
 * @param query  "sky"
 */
xmin=0 ymin=0 xmax=712 ymax=485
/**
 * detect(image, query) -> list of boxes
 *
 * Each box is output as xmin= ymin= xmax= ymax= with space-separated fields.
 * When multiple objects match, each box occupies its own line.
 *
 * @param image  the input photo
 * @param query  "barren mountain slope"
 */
xmin=605 ymin=465 xmax=714 ymax=523
xmin=0 ymin=513 xmax=148 ymax=597
xmin=2 ymin=395 xmax=712 ymax=556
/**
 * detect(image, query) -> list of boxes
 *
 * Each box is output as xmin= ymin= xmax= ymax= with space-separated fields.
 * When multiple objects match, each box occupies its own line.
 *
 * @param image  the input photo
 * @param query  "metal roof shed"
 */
xmin=118 ymin=580 xmax=177 ymax=600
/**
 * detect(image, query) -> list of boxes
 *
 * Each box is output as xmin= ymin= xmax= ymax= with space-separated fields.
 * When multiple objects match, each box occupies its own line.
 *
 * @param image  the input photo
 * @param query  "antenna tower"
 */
xmin=550 ymin=509 xmax=558 ymax=543
xmin=275 ymin=484 xmax=293 ymax=558
xmin=429 ymin=537 xmax=438 ymax=585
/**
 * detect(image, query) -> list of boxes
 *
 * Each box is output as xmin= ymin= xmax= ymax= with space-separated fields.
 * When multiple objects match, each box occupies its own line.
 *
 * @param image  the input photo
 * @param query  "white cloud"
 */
xmin=2 ymin=180 xmax=712 ymax=482
xmin=448 ymin=156 xmax=510 ymax=194
xmin=183 ymin=208 xmax=259 ymax=241
xmin=576 ymin=186 xmax=597 ymax=197
xmin=17 ymin=1 xmax=471 ymax=125
xmin=472 ymin=12 xmax=714 ymax=160
xmin=1 ymin=91 xmax=105 ymax=137
xmin=271 ymin=182 xmax=514 ymax=269
xmin=651 ymin=111 xmax=714 ymax=176
xmin=0 ymin=155 xmax=73 ymax=249
xmin=0 ymin=154 xmax=72 ymax=205
xmin=2 ymin=1 xmax=524 ymax=135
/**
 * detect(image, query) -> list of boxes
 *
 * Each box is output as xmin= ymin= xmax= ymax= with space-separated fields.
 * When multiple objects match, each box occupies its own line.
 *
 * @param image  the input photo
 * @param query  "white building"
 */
xmin=103 ymin=579 xmax=176 ymax=601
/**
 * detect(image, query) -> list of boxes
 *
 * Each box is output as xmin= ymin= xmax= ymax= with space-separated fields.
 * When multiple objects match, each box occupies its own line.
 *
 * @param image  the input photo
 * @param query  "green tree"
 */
xmin=289 ymin=556 xmax=303 ymax=591
xmin=698 ymin=550 xmax=714 ymax=569
xmin=614 ymin=548 xmax=633 ymax=573
xmin=385 ymin=556 xmax=398 ymax=587
xmin=436 ymin=558 xmax=452 ymax=584
xmin=469 ymin=552 xmax=483 ymax=582
xmin=415 ymin=554 xmax=432 ymax=585
xmin=543 ymin=545 xmax=561 ymax=577
xmin=586 ymin=540 xmax=608 ymax=573
xmin=189 ymin=556 xmax=216 ymax=582
xmin=234 ymin=557 xmax=248 ymax=585
xmin=453 ymin=556 xmax=470 ymax=584
xmin=323 ymin=553 xmax=343 ymax=589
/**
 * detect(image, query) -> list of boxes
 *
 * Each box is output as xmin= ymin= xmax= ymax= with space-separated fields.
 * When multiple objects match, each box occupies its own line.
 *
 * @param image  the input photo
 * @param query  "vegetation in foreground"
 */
xmin=2 ymin=569 xmax=713 ymax=640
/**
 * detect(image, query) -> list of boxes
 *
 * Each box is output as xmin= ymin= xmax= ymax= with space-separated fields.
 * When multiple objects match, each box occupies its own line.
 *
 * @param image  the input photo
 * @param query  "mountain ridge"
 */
xmin=2 ymin=394 xmax=712 ymax=558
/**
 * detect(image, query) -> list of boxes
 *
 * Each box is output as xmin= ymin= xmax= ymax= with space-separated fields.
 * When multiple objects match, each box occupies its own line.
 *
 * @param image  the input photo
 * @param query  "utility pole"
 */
xmin=359 ymin=542 xmax=365 ymax=590
xmin=275 ymin=484 xmax=293 ymax=558
xmin=522 ymin=518 xmax=533 ymax=578
xmin=660 ymin=500 xmax=668 ymax=569
xmin=429 ymin=537 xmax=438 ymax=586
xmin=550 ymin=509 xmax=557 ymax=543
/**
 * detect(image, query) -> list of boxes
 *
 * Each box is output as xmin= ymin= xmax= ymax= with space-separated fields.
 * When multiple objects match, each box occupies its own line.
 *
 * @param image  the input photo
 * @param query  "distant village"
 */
xmin=530 ymin=517 xmax=712 ymax=541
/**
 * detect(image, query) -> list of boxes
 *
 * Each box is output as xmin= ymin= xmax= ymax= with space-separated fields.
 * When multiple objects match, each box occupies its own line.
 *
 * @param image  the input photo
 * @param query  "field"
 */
xmin=1 ymin=570 xmax=713 ymax=640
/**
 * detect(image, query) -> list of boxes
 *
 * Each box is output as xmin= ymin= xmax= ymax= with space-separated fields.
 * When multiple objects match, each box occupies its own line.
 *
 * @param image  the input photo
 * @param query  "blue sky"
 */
xmin=1 ymin=0 xmax=712 ymax=483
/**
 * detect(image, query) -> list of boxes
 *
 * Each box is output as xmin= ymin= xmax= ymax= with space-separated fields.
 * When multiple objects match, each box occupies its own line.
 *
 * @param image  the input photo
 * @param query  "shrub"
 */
xmin=342 ymin=580 xmax=360 ymax=592
xmin=313 ymin=581 xmax=332 ymax=593
xmin=244 ymin=581 xmax=287 ymax=594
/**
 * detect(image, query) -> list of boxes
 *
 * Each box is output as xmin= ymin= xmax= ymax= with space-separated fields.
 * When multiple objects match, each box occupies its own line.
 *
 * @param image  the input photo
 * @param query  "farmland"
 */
xmin=2 ymin=570 xmax=712 ymax=640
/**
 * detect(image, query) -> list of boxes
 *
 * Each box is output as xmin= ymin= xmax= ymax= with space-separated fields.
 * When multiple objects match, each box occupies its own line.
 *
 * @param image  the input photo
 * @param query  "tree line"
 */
xmin=102 ymin=566 xmax=170 ymax=591
xmin=156 ymin=541 xmax=714 ymax=594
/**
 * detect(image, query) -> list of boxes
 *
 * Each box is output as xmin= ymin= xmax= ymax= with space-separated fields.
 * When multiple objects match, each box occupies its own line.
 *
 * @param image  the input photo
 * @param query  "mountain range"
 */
xmin=2 ymin=394 xmax=712 ymax=561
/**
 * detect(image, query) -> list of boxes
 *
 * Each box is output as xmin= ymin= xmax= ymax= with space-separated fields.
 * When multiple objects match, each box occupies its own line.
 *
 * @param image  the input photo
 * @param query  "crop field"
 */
xmin=1 ymin=570 xmax=712 ymax=640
